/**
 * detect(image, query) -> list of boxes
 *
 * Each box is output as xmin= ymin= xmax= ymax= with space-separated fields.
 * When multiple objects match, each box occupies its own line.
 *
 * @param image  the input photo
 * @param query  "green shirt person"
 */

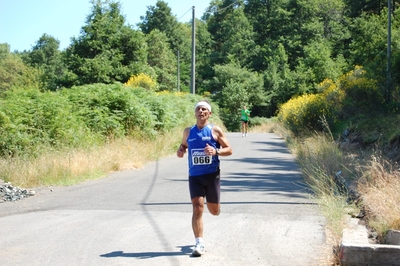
xmin=241 ymin=106 xmax=250 ymax=137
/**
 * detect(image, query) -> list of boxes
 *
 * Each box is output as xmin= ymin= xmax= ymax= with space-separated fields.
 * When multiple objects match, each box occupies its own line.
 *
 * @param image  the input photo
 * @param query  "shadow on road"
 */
xmin=99 ymin=245 xmax=192 ymax=259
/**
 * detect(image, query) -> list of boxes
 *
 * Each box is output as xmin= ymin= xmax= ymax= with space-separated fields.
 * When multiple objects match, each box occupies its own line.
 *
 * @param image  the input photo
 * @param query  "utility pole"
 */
xmin=177 ymin=51 xmax=180 ymax=92
xmin=190 ymin=6 xmax=196 ymax=94
xmin=387 ymin=0 xmax=392 ymax=103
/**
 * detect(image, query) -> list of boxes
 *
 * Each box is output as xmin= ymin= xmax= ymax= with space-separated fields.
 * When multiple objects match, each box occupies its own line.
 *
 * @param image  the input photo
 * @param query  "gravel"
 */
xmin=0 ymin=180 xmax=35 ymax=203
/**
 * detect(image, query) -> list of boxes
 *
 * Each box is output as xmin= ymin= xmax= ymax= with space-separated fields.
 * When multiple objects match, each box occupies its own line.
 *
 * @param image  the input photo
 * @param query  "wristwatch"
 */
xmin=215 ymin=148 xmax=220 ymax=155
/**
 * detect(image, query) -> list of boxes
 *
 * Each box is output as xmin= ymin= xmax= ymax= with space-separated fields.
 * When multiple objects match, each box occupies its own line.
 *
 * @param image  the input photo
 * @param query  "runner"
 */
xmin=177 ymin=100 xmax=233 ymax=257
xmin=241 ymin=106 xmax=251 ymax=137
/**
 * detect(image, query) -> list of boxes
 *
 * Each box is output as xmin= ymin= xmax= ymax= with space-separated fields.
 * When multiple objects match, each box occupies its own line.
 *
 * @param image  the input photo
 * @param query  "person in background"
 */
xmin=177 ymin=100 xmax=233 ymax=257
xmin=241 ymin=106 xmax=251 ymax=137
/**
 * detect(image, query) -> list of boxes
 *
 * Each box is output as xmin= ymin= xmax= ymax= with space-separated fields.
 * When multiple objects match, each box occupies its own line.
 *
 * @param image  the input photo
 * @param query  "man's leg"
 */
xmin=206 ymin=171 xmax=221 ymax=215
xmin=191 ymin=196 xmax=204 ymax=238
xmin=191 ymin=196 xmax=206 ymax=256
xmin=206 ymin=202 xmax=220 ymax=216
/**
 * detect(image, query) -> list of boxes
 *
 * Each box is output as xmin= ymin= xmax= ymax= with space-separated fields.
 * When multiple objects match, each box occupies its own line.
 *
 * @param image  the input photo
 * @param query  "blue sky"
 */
xmin=0 ymin=0 xmax=211 ymax=52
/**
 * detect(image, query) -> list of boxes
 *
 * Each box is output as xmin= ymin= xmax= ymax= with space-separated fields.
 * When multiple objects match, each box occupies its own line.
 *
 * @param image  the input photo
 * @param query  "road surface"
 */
xmin=0 ymin=132 xmax=327 ymax=265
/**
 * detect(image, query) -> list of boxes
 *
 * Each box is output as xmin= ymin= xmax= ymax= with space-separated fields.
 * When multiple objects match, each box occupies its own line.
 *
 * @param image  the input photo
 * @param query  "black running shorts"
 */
xmin=189 ymin=170 xmax=220 ymax=203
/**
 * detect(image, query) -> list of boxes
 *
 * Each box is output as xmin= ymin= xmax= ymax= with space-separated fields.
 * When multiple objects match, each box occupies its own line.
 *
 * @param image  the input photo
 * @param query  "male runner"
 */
xmin=177 ymin=100 xmax=232 ymax=257
xmin=241 ymin=106 xmax=251 ymax=137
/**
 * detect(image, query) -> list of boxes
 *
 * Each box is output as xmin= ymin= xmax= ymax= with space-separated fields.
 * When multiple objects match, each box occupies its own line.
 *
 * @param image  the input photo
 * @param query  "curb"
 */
xmin=340 ymin=217 xmax=400 ymax=265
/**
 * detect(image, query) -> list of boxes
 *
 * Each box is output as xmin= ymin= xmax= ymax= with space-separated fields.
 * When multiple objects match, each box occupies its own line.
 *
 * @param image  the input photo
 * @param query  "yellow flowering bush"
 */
xmin=278 ymin=66 xmax=384 ymax=133
xmin=125 ymin=73 xmax=157 ymax=91
xmin=278 ymin=93 xmax=334 ymax=133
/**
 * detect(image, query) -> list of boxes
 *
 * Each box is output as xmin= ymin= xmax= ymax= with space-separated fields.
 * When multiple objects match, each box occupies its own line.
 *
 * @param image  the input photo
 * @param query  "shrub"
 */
xmin=0 ymin=87 xmax=97 ymax=157
xmin=125 ymin=73 xmax=157 ymax=91
xmin=64 ymin=83 xmax=157 ymax=138
xmin=0 ymin=83 xmax=208 ymax=158
xmin=249 ymin=116 xmax=269 ymax=127
xmin=278 ymin=93 xmax=334 ymax=133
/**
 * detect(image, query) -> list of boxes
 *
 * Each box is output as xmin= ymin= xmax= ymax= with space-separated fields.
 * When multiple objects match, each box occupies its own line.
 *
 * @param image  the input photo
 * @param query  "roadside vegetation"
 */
xmin=264 ymin=68 xmax=400 ymax=264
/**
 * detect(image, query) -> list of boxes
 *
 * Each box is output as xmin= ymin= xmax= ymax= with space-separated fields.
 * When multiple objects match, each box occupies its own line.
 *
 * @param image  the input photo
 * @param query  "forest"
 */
xmin=1 ymin=0 xmax=400 ymax=157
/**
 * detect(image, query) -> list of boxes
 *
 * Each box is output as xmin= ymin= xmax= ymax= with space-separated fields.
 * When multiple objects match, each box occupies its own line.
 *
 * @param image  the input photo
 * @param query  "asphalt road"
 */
xmin=0 ymin=132 xmax=327 ymax=266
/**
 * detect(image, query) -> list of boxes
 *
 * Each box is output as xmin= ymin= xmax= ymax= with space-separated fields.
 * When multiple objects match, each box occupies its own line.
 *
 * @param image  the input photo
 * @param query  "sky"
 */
xmin=0 ymin=0 xmax=211 ymax=52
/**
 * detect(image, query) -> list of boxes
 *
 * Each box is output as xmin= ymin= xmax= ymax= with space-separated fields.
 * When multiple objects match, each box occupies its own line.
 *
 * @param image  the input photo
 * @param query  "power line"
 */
xmin=177 ymin=1 xmax=239 ymax=21
xmin=204 ymin=1 xmax=239 ymax=16
xmin=177 ymin=7 xmax=192 ymax=21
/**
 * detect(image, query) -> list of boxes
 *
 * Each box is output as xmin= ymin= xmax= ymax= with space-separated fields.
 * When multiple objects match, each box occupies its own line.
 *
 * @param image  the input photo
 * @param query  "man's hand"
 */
xmin=204 ymin=143 xmax=216 ymax=156
xmin=177 ymin=144 xmax=187 ymax=158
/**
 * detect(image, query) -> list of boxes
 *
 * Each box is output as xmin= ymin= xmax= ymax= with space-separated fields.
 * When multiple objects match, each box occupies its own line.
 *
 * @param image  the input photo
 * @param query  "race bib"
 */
xmin=191 ymin=148 xmax=212 ymax=165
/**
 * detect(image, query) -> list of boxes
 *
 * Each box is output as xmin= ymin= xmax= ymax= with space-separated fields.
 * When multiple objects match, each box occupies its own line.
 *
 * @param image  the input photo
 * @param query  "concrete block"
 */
xmin=340 ymin=217 xmax=400 ymax=265
xmin=386 ymin=230 xmax=400 ymax=245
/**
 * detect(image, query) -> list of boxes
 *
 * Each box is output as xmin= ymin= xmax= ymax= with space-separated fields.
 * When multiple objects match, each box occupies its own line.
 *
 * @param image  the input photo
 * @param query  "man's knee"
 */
xmin=192 ymin=197 xmax=204 ymax=214
xmin=207 ymin=203 xmax=220 ymax=216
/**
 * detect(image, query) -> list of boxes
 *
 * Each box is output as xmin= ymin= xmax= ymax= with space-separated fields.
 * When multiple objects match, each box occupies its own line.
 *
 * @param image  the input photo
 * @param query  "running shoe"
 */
xmin=192 ymin=244 xmax=205 ymax=257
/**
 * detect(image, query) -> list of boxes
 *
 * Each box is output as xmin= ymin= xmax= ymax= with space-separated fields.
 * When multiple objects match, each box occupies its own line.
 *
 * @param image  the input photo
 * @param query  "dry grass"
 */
xmin=358 ymin=157 xmax=400 ymax=236
xmin=254 ymin=120 xmax=359 ymax=265
xmin=0 ymin=127 xmax=184 ymax=188
xmin=250 ymin=122 xmax=276 ymax=133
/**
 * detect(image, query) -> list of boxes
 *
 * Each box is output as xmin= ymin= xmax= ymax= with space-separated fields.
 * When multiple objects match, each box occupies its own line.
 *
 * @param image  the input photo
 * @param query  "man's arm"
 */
xmin=177 ymin=127 xmax=190 ymax=158
xmin=212 ymin=126 xmax=232 ymax=156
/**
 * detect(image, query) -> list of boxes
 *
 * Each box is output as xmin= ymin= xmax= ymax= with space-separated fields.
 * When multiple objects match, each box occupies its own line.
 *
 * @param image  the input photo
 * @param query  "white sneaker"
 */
xmin=245 ymin=133 xmax=248 ymax=137
xmin=192 ymin=244 xmax=205 ymax=257
xmin=242 ymin=134 xmax=245 ymax=137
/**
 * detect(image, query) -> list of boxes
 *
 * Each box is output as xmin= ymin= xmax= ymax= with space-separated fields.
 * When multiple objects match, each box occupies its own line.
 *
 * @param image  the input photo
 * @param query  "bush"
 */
xmin=125 ymin=73 xmax=157 ymax=91
xmin=249 ymin=116 xmax=270 ymax=127
xmin=278 ymin=93 xmax=335 ymax=133
xmin=0 ymin=83 xmax=206 ymax=158
xmin=278 ymin=67 xmax=387 ymax=134
xmin=0 ymin=87 xmax=97 ymax=157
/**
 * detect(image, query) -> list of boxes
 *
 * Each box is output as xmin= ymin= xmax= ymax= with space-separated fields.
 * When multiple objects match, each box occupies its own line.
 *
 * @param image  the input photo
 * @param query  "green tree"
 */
xmin=64 ymin=0 xmax=147 ymax=86
xmin=146 ymin=29 xmax=177 ymax=91
xmin=344 ymin=0 xmax=384 ymax=18
xmin=349 ymin=8 xmax=390 ymax=100
xmin=298 ymin=40 xmax=346 ymax=85
xmin=195 ymin=19 xmax=214 ymax=92
xmin=0 ymin=43 xmax=42 ymax=92
xmin=262 ymin=43 xmax=295 ymax=116
xmin=219 ymin=6 xmax=256 ymax=68
xmin=206 ymin=0 xmax=257 ymax=68
xmin=26 ymin=34 xmax=65 ymax=90
xmin=210 ymin=63 xmax=265 ymax=130
xmin=138 ymin=0 xmax=191 ymax=89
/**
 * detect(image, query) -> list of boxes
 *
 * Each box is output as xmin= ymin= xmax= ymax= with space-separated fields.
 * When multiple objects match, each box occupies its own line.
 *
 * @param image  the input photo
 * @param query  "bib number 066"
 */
xmin=193 ymin=155 xmax=212 ymax=165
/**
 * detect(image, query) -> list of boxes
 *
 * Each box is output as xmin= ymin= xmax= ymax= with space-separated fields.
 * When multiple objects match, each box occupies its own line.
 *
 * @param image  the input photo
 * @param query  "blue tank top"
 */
xmin=187 ymin=124 xmax=220 ymax=176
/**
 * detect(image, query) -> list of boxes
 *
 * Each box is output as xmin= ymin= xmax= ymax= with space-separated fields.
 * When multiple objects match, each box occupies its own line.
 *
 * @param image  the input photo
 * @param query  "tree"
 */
xmin=138 ymin=0 xmax=191 ymax=89
xmin=64 ymin=0 xmax=147 ymax=86
xmin=219 ymin=6 xmax=256 ymax=68
xmin=262 ymin=43 xmax=295 ymax=116
xmin=210 ymin=62 xmax=265 ymax=130
xmin=344 ymin=0 xmax=384 ymax=17
xmin=298 ymin=40 xmax=346 ymax=85
xmin=195 ymin=19 xmax=214 ymax=92
xmin=206 ymin=0 xmax=257 ymax=68
xmin=0 ymin=43 xmax=41 ymax=92
xmin=146 ymin=29 xmax=177 ymax=91
xmin=138 ymin=1 xmax=191 ymax=56
xmin=26 ymin=34 xmax=65 ymax=90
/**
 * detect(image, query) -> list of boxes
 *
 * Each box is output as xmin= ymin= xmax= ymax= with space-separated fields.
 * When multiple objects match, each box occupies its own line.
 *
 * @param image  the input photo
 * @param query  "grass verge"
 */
xmin=0 ymin=126 xmax=186 ymax=188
